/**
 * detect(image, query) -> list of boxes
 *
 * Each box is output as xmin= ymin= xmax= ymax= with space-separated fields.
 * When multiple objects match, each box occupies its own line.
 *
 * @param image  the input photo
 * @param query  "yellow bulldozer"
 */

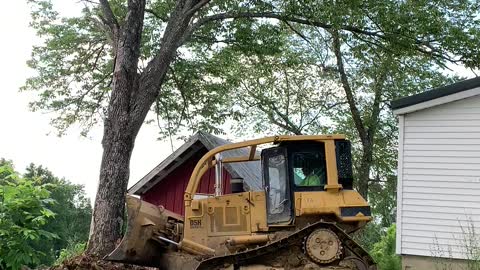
xmin=106 ymin=135 xmax=376 ymax=270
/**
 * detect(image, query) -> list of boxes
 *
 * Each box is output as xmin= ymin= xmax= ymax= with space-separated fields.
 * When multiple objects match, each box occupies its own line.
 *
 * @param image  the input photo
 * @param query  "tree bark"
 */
xmin=87 ymin=0 xmax=146 ymax=256
xmin=357 ymin=137 xmax=373 ymax=198
xmin=86 ymin=0 xmax=209 ymax=257
xmin=87 ymin=124 xmax=135 ymax=255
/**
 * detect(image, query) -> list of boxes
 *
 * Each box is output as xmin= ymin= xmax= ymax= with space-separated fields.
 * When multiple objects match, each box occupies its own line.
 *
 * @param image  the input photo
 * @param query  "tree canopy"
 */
xmin=210 ymin=1 xmax=479 ymax=221
xmin=25 ymin=0 xmax=480 ymax=136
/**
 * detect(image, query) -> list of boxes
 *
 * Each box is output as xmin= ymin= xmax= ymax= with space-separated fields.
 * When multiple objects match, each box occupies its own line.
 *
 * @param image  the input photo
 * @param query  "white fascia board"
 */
xmin=393 ymin=87 xmax=480 ymax=115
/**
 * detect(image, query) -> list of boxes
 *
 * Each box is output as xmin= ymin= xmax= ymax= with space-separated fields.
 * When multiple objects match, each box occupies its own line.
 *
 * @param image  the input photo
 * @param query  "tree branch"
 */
xmin=181 ymin=11 xmax=383 ymax=46
xmin=299 ymin=110 xmax=323 ymax=131
xmin=130 ymin=0 xmax=197 ymax=135
xmin=331 ymin=29 xmax=367 ymax=143
xmin=185 ymin=0 xmax=211 ymax=17
xmin=269 ymin=102 xmax=302 ymax=135
xmin=145 ymin=8 xmax=168 ymax=22
xmin=367 ymin=59 xmax=389 ymax=142
xmin=203 ymin=12 xmax=380 ymax=36
xmin=284 ymin=21 xmax=310 ymax=43
xmin=182 ymin=11 xmax=460 ymax=67
xmin=99 ymin=0 xmax=119 ymax=32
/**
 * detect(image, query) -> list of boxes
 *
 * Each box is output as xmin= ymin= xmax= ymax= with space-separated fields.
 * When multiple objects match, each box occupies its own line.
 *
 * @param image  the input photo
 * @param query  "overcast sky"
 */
xmin=0 ymin=1 xmax=184 ymax=202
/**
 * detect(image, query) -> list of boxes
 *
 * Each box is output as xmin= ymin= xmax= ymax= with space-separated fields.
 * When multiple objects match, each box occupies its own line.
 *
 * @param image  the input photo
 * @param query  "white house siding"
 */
xmin=398 ymin=94 xmax=480 ymax=259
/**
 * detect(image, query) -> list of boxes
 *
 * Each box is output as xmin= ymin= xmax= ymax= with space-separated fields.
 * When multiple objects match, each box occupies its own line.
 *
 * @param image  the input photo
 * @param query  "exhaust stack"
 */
xmin=214 ymin=154 xmax=223 ymax=196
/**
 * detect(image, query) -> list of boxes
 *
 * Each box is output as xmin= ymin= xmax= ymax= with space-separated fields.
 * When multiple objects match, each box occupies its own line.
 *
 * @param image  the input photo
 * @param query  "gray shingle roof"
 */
xmin=128 ymin=131 xmax=262 ymax=195
xmin=391 ymin=76 xmax=480 ymax=110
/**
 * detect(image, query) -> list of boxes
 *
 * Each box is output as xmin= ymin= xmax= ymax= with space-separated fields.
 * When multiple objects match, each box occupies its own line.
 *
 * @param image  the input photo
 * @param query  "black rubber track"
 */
xmin=195 ymin=221 xmax=376 ymax=270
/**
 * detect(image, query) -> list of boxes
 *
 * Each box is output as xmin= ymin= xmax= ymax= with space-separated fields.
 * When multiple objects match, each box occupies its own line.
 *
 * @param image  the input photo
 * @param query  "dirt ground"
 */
xmin=49 ymin=255 xmax=158 ymax=270
xmin=47 ymin=253 xmax=357 ymax=270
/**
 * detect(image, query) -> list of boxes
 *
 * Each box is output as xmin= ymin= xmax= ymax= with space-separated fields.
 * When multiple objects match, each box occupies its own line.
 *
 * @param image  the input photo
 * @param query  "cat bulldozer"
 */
xmin=106 ymin=135 xmax=376 ymax=270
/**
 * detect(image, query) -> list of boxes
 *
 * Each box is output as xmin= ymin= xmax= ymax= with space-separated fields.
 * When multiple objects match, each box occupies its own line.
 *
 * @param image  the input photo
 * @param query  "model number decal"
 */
xmin=190 ymin=219 xmax=202 ymax=228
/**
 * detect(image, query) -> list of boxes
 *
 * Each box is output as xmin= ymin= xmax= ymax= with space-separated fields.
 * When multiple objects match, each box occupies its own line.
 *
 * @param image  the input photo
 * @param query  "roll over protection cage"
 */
xmin=183 ymin=134 xmax=347 ymax=207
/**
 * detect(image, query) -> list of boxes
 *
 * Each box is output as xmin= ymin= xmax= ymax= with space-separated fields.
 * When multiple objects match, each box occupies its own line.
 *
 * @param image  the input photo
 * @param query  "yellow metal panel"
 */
xmin=206 ymin=192 xmax=252 ymax=237
xmin=294 ymin=190 xmax=371 ymax=223
xmin=249 ymin=191 xmax=268 ymax=232
xmin=324 ymin=140 xmax=342 ymax=192
xmin=342 ymin=190 xmax=369 ymax=205
xmin=296 ymin=191 xmax=340 ymax=216
xmin=183 ymin=199 xmax=209 ymax=247
xmin=191 ymin=200 xmax=201 ymax=210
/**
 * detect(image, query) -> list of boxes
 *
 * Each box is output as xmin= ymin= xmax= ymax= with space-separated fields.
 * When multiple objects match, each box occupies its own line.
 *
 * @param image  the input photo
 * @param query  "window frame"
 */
xmin=287 ymin=143 xmax=327 ymax=192
xmin=261 ymin=146 xmax=294 ymax=225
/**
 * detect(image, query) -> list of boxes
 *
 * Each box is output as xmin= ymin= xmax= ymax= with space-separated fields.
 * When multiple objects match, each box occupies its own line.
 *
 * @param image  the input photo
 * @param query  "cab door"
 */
xmin=262 ymin=147 xmax=293 ymax=225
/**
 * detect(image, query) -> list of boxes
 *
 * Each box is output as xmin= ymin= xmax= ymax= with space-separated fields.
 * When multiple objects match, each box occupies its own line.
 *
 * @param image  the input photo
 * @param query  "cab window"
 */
xmin=263 ymin=147 xmax=292 ymax=224
xmin=292 ymin=151 xmax=326 ymax=188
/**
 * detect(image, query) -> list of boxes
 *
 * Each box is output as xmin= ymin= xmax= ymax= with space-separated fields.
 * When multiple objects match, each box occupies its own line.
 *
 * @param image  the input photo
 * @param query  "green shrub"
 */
xmin=371 ymin=224 xmax=401 ymax=270
xmin=55 ymin=242 xmax=86 ymax=265
xmin=0 ymin=164 xmax=58 ymax=270
xmin=353 ymin=222 xmax=384 ymax=252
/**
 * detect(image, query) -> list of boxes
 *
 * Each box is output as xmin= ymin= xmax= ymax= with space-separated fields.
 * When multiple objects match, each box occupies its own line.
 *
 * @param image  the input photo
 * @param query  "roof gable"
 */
xmin=128 ymin=131 xmax=262 ymax=195
xmin=392 ymin=76 xmax=480 ymax=115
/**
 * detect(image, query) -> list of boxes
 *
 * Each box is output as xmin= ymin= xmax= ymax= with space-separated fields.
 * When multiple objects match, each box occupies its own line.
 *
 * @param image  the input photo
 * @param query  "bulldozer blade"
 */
xmin=104 ymin=195 xmax=183 ymax=267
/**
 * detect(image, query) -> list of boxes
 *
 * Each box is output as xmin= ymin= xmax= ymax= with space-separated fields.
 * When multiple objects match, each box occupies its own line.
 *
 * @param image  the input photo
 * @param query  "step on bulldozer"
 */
xmin=106 ymin=135 xmax=376 ymax=270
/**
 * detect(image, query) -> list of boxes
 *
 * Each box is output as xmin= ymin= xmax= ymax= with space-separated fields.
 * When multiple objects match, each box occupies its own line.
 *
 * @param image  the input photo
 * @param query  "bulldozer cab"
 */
xmin=263 ymin=143 xmax=324 ymax=225
xmin=262 ymin=140 xmax=353 ymax=225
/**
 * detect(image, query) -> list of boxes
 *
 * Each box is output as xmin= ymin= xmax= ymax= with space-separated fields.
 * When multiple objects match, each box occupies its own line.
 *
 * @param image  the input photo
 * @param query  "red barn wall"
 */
xmin=141 ymin=153 xmax=231 ymax=216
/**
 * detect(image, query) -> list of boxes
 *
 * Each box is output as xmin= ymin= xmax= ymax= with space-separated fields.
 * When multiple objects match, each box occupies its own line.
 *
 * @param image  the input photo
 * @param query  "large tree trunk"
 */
xmin=331 ymin=30 xmax=385 ymax=200
xmin=86 ymin=0 xmax=204 ymax=256
xmin=87 ymin=121 xmax=135 ymax=255
xmin=86 ymin=0 xmax=146 ymax=256
xmin=86 ymin=30 xmax=141 ymax=255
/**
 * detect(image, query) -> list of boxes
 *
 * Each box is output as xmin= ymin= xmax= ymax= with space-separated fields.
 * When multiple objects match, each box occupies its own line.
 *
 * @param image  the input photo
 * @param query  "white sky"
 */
xmin=0 ymin=1 xmax=182 ymax=202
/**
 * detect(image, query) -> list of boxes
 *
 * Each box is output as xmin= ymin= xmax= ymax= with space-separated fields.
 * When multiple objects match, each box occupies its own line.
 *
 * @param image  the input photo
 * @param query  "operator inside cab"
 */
xmin=293 ymin=151 xmax=326 ymax=187
xmin=299 ymin=167 xmax=321 ymax=186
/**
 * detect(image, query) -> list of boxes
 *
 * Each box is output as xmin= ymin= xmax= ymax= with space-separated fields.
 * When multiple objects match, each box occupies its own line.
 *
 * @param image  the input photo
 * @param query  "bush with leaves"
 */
xmin=371 ymin=224 xmax=401 ymax=270
xmin=0 ymin=163 xmax=58 ymax=270
xmin=24 ymin=164 xmax=92 ymax=266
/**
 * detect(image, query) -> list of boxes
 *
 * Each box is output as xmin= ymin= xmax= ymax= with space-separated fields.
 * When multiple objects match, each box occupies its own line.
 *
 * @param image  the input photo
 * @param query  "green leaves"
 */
xmin=54 ymin=242 xmax=86 ymax=266
xmin=371 ymin=225 xmax=401 ymax=270
xmin=24 ymin=0 xmax=480 ymax=140
xmin=0 ymin=161 xmax=91 ymax=269
xmin=24 ymin=0 xmax=112 ymax=136
xmin=0 ymin=163 xmax=58 ymax=270
xmin=23 ymin=163 xmax=92 ymax=267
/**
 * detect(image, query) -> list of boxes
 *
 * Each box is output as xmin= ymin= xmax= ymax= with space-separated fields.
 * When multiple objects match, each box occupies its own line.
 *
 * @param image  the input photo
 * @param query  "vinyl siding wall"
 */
xmin=398 ymin=94 xmax=480 ymax=259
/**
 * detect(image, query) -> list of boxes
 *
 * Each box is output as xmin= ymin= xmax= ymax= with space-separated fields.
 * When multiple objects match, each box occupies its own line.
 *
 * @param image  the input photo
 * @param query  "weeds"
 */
xmin=432 ymin=216 xmax=480 ymax=270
